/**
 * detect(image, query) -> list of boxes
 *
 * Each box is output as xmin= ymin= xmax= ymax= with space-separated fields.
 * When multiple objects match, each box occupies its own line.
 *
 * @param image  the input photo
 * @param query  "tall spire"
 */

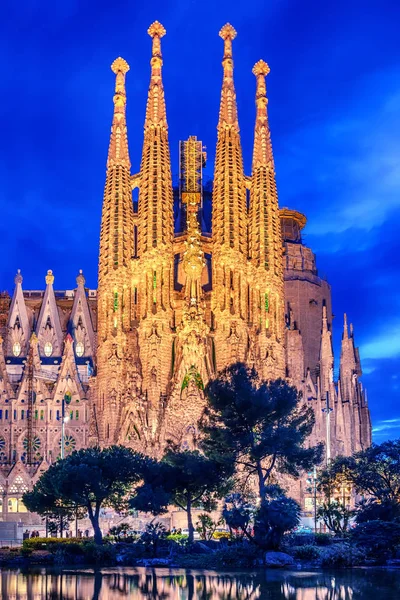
xmin=248 ymin=60 xmax=285 ymax=379
xmin=98 ymin=57 xmax=134 ymax=284
xmin=249 ymin=60 xmax=281 ymax=273
xmin=137 ymin=20 xmax=173 ymax=255
xmin=212 ymin=23 xmax=247 ymax=255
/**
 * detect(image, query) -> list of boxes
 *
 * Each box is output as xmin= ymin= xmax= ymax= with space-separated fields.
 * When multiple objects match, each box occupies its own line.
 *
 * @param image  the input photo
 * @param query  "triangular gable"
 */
xmin=6 ymin=270 xmax=31 ymax=356
xmin=69 ymin=271 xmax=95 ymax=357
xmin=51 ymin=334 xmax=84 ymax=401
xmin=36 ymin=270 xmax=63 ymax=356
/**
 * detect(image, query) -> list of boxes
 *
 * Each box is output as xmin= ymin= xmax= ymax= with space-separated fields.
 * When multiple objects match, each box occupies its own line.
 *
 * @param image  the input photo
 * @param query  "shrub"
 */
xmin=315 ymin=533 xmax=332 ymax=546
xmin=283 ymin=533 xmax=315 ymax=547
xmin=212 ymin=531 xmax=230 ymax=540
xmin=320 ymin=542 xmax=365 ymax=567
xmin=351 ymin=520 xmax=400 ymax=561
xmin=292 ymin=544 xmax=321 ymax=560
xmin=82 ymin=542 xmax=116 ymax=564
xmin=166 ymin=533 xmax=188 ymax=542
xmin=23 ymin=537 xmax=90 ymax=551
xmin=214 ymin=543 xmax=262 ymax=567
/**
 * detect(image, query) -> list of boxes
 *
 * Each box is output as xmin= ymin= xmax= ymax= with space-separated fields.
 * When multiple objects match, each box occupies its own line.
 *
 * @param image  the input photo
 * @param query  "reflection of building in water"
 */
xmin=0 ymin=20 xmax=371 ymax=521
xmin=0 ymin=568 xmax=386 ymax=599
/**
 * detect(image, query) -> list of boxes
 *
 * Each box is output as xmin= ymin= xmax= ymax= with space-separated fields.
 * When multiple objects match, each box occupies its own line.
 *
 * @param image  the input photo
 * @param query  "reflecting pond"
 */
xmin=0 ymin=567 xmax=399 ymax=599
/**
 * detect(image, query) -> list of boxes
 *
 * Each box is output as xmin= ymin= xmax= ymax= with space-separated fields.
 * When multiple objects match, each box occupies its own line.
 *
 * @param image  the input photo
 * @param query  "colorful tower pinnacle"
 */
xmin=212 ymin=23 xmax=247 ymax=255
xmin=137 ymin=21 xmax=174 ymax=257
xmin=211 ymin=24 xmax=248 ymax=370
xmin=96 ymin=58 xmax=134 ymax=444
xmin=135 ymin=22 xmax=174 ymax=449
xmin=248 ymin=60 xmax=285 ymax=379
xmin=98 ymin=57 xmax=134 ymax=336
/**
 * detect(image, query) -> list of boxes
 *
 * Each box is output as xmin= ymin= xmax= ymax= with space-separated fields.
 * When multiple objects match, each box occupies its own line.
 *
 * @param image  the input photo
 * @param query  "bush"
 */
xmin=315 ymin=533 xmax=332 ymax=546
xmin=292 ymin=545 xmax=321 ymax=560
xmin=212 ymin=531 xmax=230 ymax=540
xmin=284 ymin=533 xmax=315 ymax=547
xmin=166 ymin=533 xmax=188 ymax=542
xmin=23 ymin=537 xmax=90 ymax=551
xmin=214 ymin=543 xmax=262 ymax=567
xmin=320 ymin=542 xmax=365 ymax=567
xmin=82 ymin=542 xmax=116 ymax=564
xmin=351 ymin=520 xmax=400 ymax=561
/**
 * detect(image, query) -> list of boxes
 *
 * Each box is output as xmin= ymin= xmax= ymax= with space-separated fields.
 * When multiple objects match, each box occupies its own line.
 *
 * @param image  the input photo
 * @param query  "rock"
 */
xmin=264 ymin=551 xmax=296 ymax=568
xmin=191 ymin=542 xmax=214 ymax=554
xmin=136 ymin=558 xmax=173 ymax=567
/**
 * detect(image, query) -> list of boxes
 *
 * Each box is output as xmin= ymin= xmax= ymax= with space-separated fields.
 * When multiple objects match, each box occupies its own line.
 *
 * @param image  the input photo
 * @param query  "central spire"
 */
xmin=212 ymin=23 xmax=247 ymax=254
xmin=138 ymin=20 xmax=173 ymax=256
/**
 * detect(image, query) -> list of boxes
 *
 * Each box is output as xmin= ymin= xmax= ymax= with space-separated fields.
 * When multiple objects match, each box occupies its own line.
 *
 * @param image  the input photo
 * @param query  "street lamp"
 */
xmin=322 ymin=390 xmax=333 ymax=465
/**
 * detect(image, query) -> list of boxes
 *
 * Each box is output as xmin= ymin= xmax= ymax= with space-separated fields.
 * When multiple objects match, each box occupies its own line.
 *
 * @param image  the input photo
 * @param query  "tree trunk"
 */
xmin=187 ymin=498 xmax=194 ymax=544
xmin=88 ymin=503 xmax=102 ymax=544
xmin=257 ymin=461 xmax=266 ymax=504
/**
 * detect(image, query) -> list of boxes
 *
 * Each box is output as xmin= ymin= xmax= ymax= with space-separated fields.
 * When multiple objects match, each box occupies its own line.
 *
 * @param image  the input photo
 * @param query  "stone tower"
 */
xmin=0 ymin=22 xmax=372 ymax=521
xmin=211 ymin=24 xmax=249 ymax=370
xmin=96 ymin=57 xmax=135 ymax=445
xmin=248 ymin=60 xmax=285 ymax=379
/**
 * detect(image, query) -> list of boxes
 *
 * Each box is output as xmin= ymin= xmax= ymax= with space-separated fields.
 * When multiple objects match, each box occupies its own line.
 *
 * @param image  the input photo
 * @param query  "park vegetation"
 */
xmin=19 ymin=364 xmax=400 ymax=568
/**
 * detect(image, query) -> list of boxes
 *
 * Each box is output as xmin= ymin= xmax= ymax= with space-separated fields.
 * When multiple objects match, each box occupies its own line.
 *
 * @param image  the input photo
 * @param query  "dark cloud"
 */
xmin=1 ymin=0 xmax=399 ymax=440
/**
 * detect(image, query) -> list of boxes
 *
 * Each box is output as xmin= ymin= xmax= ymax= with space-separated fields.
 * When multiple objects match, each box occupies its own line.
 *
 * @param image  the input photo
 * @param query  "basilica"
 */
xmin=0 ymin=22 xmax=371 ymax=520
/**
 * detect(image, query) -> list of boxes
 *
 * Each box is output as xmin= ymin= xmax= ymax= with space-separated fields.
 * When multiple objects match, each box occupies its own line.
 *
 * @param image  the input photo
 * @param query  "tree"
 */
xmin=195 ymin=513 xmax=224 ymax=541
xmin=22 ymin=486 xmax=76 ymax=538
xmin=316 ymin=463 xmax=354 ymax=534
xmin=317 ymin=501 xmax=353 ymax=535
xmin=201 ymin=363 xmax=323 ymax=504
xmin=334 ymin=441 xmax=400 ymax=502
xmin=132 ymin=448 xmax=234 ymax=543
xmin=222 ymin=493 xmax=255 ymax=540
xmin=253 ymin=487 xmax=301 ymax=549
xmin=23 ymin=446 xmax=148 ymax=544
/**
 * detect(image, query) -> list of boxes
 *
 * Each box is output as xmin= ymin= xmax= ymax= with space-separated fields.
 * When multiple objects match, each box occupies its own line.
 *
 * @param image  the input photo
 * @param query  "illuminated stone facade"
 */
xmin=0 ymin=21 xmax=371 ymax=519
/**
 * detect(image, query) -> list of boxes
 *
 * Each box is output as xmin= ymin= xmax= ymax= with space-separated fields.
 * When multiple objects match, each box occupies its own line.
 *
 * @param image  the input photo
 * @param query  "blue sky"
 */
xmin=1 ymin=0 xmax=399 ymax=441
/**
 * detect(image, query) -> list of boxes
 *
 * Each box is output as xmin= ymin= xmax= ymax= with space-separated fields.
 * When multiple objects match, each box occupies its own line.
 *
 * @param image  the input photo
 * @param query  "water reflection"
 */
xmin=0 ymin=567 xmax=399 ymax=599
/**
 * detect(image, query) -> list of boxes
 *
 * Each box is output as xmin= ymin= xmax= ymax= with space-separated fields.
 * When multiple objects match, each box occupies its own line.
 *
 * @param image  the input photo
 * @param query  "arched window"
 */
xmin=12 ymin=342 xmax=21 ymax=357
xmin=75 ymin=341 xmax=84 ymax=357
xmin=44 ymin=342 xmax=53 ymax=357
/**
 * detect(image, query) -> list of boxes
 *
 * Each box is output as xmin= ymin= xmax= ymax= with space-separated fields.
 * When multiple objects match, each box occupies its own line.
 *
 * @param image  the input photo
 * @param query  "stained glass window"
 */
xmin=44 ymin=342 xmax=53 ymax=357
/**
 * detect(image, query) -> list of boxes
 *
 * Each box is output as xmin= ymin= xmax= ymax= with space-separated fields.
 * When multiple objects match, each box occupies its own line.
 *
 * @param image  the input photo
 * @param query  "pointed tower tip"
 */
xmin=30 ymin=332 xmax=38 ymax=345
xmin=76 ymin=269 xmax=85 ymax=287
xmin=253 ymin=59 xmax=270 ymax=77
xmin=45 ymin=269 xmax=54 ymax=286
xmin=111 ymin=57 xmax=130 ymax=74
xmin=219 ymin=23 xmax=237 ymax=40
xmin=15 ymin=269 xmax=23 ymax=285
xmin=343 ymin=313 xmax=348 ymax=338
xmin=148 ymin=20 xmax=166 ymax=38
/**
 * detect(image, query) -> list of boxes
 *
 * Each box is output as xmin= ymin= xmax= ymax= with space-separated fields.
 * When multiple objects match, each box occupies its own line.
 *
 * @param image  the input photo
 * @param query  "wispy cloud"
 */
xmin=360 ymin=325 xmax=400 ymax=360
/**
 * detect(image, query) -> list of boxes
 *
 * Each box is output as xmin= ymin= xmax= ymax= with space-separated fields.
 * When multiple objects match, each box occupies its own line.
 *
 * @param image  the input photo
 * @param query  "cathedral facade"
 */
xmin=0 ymin=22 xmax=371 ymax=520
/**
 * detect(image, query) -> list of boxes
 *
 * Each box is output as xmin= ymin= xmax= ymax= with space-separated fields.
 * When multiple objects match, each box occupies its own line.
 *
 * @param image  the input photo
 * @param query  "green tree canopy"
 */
xmin=132 ymin=448 xmax=234 ymax=543
xmin=23 ymin=445 xmax=149 ymax=543
xmin=201 ymin=363 xmax=323 ymax=503
xmin=331 ymin=441 xmax=400 ymax=502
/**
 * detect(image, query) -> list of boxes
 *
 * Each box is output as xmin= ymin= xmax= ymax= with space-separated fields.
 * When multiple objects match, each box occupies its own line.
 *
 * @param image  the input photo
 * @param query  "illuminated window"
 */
xmin=12 ymin=342 xmax=21 ymax=357
xmin=75 ymin=341 xmax=84 ymax=357
xmin=44 ymin=342 xmax=53 ymax=357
